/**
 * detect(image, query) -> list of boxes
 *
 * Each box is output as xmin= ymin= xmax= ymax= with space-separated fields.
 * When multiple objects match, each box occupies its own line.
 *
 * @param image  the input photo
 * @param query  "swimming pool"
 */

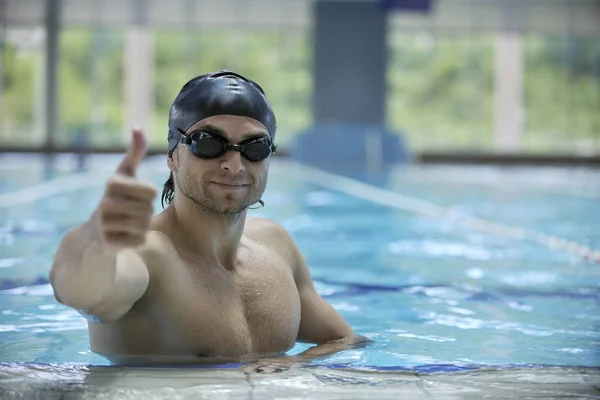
xmin=0 ymin=154 xmax=599 ymax=398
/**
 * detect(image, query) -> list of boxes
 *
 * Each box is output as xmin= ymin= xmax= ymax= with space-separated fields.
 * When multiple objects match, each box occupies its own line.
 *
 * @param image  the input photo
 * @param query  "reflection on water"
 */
xmin=0 ymin=363 xmax=598 ymax=400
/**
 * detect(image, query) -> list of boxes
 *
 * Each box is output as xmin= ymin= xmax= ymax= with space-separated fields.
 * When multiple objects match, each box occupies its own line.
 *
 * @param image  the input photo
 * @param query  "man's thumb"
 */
xmin=117 ymin=128 xmax=147 ymax=176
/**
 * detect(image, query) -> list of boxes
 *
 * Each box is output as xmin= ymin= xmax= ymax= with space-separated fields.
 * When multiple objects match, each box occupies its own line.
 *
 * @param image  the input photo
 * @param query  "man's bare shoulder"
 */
xmin=134 ymin=230 xmax=179 ymax=276
xmin=245 ymin=217 xmax=298 ymax=260
xmin=245 ymin=217 xmax=290 ymax=242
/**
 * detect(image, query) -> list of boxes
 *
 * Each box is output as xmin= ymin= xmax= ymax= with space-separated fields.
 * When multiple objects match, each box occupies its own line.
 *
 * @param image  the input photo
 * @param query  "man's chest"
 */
xmin=146 ymin=255 xmax=302 ymax=357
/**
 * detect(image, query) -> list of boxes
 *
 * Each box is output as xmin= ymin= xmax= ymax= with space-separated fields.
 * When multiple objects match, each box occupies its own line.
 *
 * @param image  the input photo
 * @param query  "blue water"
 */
xmin=0 ymin=156 xmax=599 ymax=371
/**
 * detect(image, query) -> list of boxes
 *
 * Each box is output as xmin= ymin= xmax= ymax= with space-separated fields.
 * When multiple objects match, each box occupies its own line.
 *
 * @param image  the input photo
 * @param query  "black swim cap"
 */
xmin=167 ymin=70 xmax=277 ymax=152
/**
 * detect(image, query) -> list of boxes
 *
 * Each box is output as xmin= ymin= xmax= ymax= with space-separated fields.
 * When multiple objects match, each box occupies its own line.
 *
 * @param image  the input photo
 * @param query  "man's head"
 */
xmin=162 ymin=70 xmax=277 ymax=219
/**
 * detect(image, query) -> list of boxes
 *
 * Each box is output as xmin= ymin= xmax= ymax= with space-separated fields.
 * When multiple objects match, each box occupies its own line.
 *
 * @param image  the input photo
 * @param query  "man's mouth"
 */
xmin=212 ymin=181 xmax=250 ymax=188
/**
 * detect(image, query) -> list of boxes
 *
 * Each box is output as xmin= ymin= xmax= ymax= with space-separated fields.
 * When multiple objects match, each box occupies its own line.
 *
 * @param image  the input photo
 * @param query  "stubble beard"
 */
xmin=175 ymin=168 xmax=266 ymax=222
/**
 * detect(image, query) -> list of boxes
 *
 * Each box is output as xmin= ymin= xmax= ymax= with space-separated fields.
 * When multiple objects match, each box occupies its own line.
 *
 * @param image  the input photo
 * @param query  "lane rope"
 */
xmin=285 ymin=163 xmax=600 ymax=264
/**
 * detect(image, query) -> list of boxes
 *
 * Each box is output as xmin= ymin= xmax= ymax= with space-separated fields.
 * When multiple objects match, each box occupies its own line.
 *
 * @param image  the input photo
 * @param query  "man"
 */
xmin=50 ymin=70 xmax=367 ymax=366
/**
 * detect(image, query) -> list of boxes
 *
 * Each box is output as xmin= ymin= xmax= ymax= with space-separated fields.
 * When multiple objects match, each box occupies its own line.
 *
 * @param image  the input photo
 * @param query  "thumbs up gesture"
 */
xmin=96 ymin=128 xmax=157 ymax=249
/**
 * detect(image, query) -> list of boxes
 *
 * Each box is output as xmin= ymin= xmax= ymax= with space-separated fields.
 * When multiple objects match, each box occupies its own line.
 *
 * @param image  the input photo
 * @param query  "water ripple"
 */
xmin=389 ymin=331 xmax=456 ymax=343
xmin=0 ymin=220 xmax=56 ymax=236
xmin=421 ymin=312 xmax=600 ymax=338
xmin=316 ymin=279 xmax=600 ymax=302
xmin=0 ymin=283 xmax=54 ymax=296
xmin=0 ymin=258 xmax=24 ymax=269
xmin=388 ymin=240 xmax=503 ymax=260
xmin=281 ymin=215 xmax=316 ymax=232
xmin=0 ymin=321 xmax=86 ymax=333
xmin=558 ymin=348 xmax=585 ymax=354
xmin=305 ymin=191 xmax=338 ymax=207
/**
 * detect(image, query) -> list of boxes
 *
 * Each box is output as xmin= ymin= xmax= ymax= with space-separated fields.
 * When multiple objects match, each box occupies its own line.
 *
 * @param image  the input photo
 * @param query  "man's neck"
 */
xmin=165 ymin=195 xmax=247 ymax=270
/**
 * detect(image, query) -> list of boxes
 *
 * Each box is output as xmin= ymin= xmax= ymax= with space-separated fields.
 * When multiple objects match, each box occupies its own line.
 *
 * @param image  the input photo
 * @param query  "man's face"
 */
xmin=169 ymin=115 xmax=272 ymax=219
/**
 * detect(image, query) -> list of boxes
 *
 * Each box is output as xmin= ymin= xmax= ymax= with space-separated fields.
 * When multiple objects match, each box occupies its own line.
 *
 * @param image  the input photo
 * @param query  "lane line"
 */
xmin=395 ymin=173 xmax=600 ymax=201
xmin=0 ymin=171 xmax=107 ymax=208
xmin=285 ymin=163 xmax=600 ymax=264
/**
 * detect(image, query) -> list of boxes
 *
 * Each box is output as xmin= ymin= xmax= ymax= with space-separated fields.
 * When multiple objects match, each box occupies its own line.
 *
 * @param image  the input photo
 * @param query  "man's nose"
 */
xmin=220 ymin=149 xmax=245 ymax=173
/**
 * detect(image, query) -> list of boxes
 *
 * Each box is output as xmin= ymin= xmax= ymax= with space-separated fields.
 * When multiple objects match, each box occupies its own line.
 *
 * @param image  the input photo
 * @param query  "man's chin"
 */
xmin=197 ymin=191 xmax=259 ymax=216
xmin=217 ymin=207 xmax=246 ymax=216
xmin=212 ymin=200 xmax=253 ymax=217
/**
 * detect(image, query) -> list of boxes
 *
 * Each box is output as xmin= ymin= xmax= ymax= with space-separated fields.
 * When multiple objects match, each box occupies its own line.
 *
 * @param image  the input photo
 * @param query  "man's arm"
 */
xmin=293 ymin=248 xmax=357 ymax=344
xmin=291 ymin=241 xmax=371 ymax=358
xmin=51 ymin=223 xmax=150 ymax=322
xmin=261 ymin=220 xmax=371 ymax=359
xmin=50 ymin=129 xmax=156 ymax=323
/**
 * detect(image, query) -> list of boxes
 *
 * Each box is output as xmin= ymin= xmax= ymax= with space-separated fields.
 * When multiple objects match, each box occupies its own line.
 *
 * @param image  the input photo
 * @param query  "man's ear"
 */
xmin=167 ymin=150 xmax=176 ymax=172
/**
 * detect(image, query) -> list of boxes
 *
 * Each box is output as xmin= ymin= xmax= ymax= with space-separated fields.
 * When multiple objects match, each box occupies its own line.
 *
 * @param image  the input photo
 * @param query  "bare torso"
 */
xmin=88 ymin=216 xmax=302 ymax=363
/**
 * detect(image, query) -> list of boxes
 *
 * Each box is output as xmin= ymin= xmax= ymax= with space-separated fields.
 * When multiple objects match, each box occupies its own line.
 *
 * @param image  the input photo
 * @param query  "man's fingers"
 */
xmin=102 ymin=216 xmax=151 ymax=235
xmin=116 ymin=128 xmax=148 ymax=177
xmin=99 ymin=198 xmax=154 ymax=218
xmin=105 ymin=175 xmax=157 ymax=203
xmin=104 ymin=232 xmax=146 ymax=248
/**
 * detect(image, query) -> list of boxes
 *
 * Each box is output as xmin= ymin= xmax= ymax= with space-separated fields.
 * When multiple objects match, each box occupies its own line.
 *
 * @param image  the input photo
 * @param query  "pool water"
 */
xmin=0 ymin=155 xmax=599 ymax=398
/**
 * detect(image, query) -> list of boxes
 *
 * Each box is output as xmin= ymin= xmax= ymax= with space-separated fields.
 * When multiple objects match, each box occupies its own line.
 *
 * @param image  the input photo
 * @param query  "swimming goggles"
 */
xmin=178 ymin=129 xmax=277 ymax=162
